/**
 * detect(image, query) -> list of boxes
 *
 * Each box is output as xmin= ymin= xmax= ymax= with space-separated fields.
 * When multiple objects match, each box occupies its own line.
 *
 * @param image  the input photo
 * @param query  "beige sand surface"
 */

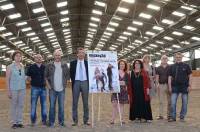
xmin=0 ymin=88 xmax=199 ymax=132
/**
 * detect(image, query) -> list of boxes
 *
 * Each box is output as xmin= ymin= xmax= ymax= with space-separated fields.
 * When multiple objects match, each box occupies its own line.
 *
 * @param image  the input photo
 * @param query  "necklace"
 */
xmin=134 ymin=71 xmax=140 ymax=78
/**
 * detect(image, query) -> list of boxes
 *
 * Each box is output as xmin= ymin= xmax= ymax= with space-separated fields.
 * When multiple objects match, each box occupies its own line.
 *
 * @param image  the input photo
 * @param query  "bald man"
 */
xmin=27 ymin=54 xmax=47 ymax=126
xmin=45 ymin=49 xmax=70 ymax=127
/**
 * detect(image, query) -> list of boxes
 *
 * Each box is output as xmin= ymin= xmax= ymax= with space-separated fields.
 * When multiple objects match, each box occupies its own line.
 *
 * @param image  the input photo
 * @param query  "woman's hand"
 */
xmin=7 ymin=91 xmax=12 ymax=99
xmin=147 ymin=88 xmax=150 ymax=95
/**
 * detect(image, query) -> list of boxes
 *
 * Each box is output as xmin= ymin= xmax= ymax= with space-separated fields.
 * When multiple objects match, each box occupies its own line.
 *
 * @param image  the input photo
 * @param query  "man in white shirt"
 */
xmin=45 ymin=49 xmax=69 ymax=127
xmin=70 ymin=47 xmax=90 ymax=126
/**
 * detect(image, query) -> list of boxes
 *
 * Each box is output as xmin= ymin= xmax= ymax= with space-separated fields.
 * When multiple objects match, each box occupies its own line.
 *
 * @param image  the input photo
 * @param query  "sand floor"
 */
xmin=0 ymin=88 xmax=199 ymax=132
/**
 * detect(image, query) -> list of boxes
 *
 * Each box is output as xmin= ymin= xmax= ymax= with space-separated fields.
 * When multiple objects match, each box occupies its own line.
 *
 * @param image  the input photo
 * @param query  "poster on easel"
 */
xmin=87 ymin=51 xmax=120 ymax=93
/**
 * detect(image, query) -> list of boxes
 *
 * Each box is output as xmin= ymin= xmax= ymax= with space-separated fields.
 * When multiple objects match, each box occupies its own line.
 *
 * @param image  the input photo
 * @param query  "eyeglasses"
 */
xmin=19 ymin=69 xmax=21 ymax=76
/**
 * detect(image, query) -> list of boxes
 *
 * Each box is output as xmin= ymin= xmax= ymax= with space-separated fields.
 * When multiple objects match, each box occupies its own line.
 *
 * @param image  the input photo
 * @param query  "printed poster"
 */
xmin=87 ymin=51 xmax=120 ymax=93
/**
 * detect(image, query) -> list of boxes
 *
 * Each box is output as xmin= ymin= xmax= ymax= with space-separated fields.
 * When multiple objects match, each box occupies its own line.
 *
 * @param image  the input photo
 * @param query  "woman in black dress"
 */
xmin=110 ymin=60 xmax=129 ymax=124
xmin=129 ymin=59 xmax=153 ymax=122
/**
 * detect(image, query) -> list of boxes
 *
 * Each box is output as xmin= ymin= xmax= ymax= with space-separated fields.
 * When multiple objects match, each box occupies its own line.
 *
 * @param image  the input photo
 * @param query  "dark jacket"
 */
xmin=45 ymin=62 xmax=70 ymax=90
xmin=70 ymin=60 xmax=89 ymax=89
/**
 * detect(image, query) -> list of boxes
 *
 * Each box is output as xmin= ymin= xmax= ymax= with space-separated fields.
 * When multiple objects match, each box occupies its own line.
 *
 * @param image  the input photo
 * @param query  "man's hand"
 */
xmin=188 ymin=86 xmax=192 ymax=93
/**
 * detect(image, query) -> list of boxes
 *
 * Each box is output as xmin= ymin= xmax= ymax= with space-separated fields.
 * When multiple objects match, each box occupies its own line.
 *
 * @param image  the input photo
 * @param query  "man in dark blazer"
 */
xmin=70 ymin=47 xmax=90 ymax=126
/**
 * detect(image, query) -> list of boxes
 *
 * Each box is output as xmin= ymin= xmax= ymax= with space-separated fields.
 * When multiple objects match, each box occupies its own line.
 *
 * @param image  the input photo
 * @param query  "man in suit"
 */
xmin=70 ymin=47 xmax=90 ymax=126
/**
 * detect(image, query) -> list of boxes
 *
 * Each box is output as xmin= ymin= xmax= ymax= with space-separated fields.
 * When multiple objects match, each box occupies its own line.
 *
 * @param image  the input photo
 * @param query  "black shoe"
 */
xmin=42 ymin=121 xmax=47 ymax=126
xmin=84 ymin=122 xmax=91 ymax=126
xmin=11 ymin=124 xmax=18 ymax=129
xmin=180 ymin=118 xmax=185 ymax=122
xmin=157 ymin=116 xmax=164 ymax=120
xmin=59 ymin=123 xmax=66 ymax=127
xmin=17 ymin=124 xmax=24 ymax=128
xmin=168 ymin=118 xmax=176 ymax=122
xmin=72 ymin=123 xmax=77 ymax=126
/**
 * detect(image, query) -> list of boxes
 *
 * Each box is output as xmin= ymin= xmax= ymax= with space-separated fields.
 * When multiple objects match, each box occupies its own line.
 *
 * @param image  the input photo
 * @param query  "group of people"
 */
xmin=6 ymin=47 xmax=90 ymax=129
xmin=6 ymin=47 xmax=192 ymax=129
xmin=110 ymin=53 xmax=192 ymax=124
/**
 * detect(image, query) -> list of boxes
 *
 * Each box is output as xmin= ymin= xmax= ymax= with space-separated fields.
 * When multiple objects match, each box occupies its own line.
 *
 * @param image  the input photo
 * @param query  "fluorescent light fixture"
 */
xmin=57 ymin=1 xmax=67 ymax=7
xmin=104 ymin=32 xmax=112 ymax=36
xmin=139 ymin=13 xmax=152 ymax=19
xmin=27 ymin=0 xmax=41 ymax=4
xmin=127 ymin=26 xmax=137 ymax=31
xmin=141 ymin=49 xmax=148 ymax=52
xmin=26 ymin=32 xmax=36 ymax=36
xmin=89 ymin=23 xmax=98 ymax=27
xmin=117 ymin=39 xmax=125 ymax=42
xmin=47 ymin=32 xmax=55 ymax=36
xmin=106 ymin=27 xmax=115 ymax=32
xmin=2 ymin=32 xmax=13 ymax=37
xmin=38 ymin=16 xmax=47 ymax=21
xmin=164 ymin=36 xmax=174 ymax=41
xmin=88 ymin=28 xmax=97 ymax=32
xmin=145 ymin=31 xmax=156 ymax=36
xmin=182 ymin=25 xmax=195 ymax=31
xmin=60 ymin=17 xmax=69 ymax=22
xmin=109 ymin=22 xmax=119 ymax=27
xmin=152 ymin=26 xmax=163 ymax=31
xmin=8 ymin=13 xmax=21 ymax=19
xmin=147 ymin=4 xmax=160 ymax=11
xmin=172 ymin=31 xmax=183 ymax=36
xmin=44 ymin=28 xmax=53 ymax=32
xmin=181 ymin=5 xmax=193 ymax=11
xmin=172 ymin=11 xmax=185 ymax=17
xmin=123 ymin=31 xmax=132 ymax=36
xmin=156 ymin=40 xmax=164 ymax=44
xmin=172 ymin=44 xmax=181 ymax=48
xmin=135 ymin=39 xmax=143 ymax=44
xmin=132 ymin=20 xmax=143 ymax=26
xmin=21 ymin=27 xmax=32 ymax=32
xmin=102 ymin=35 xmax=110 ymax=38
xmin=94 ymin=1 xmax=106 ymax=7
xmin=0 ymin=26 xmax=6 ymax=31
xmin=161 ymin=19 xmax=174 ymax=25
xmin=149 ymin=44 xmax=158 ymax=48
xmin=30 ymin=37 xmax=39 ymax=40
xmin=119 ymin=36 xmax=127 ymax=40
xmin=63 ymin=29 xmax=70 ymax=32
xmin=122 ymin=0 xmax=135 ymax=3
xmin=60 ymin=10 xmax=69 ymax=15
xmin=33 ymin=7 xmax=45 ymax=13
xmin=16 ymin=22 xmax=27 ymax=26
xmin=191 ymin=36 xmax=200 ymax=41
xmin=41 ymin=22 xmax=50 ymax=27
xmin=0 ymin=3 xmax=14 ymax=10
xmin=0 ymin=45 xmax=7 ymax=48
xmin=117 ymin=7 xmax=129 ymax=13
xmin=92 ymin=9 xmax=102 ymax=15
xmin=196 ymin=18 xmax=200 ymax=22
xmin=91 ymin=17 xmax=100 ymax=22
xmin=14 ymin=41 xmax=23 ymax=45
xmin=113 ymin=16 xmax=122 ymax=21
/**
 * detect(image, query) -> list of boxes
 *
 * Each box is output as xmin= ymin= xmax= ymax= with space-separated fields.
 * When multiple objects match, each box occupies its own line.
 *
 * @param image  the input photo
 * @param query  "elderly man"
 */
xmin=168 ymin=52 xmax=192 ymax=122
xmin=156 ymin=55 xmax=171 ymax=120
xmin=27 ymin=54 xmax=47 ymax=126
xmin=45 ymin=49 xmax=69 ymax=127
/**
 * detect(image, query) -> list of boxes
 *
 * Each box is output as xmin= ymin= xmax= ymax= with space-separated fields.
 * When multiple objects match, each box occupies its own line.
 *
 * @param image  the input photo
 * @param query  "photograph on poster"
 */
xmin=87 ymin=51 xmax=120 ymax=93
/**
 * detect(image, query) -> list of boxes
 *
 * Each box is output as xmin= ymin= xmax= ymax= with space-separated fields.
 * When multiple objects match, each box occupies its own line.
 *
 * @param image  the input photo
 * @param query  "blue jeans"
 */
xmin=49 ymin=89 xmax=65 ymax=126
xmin=31 ymin=86 xmax=47 ymax=124
xmin=171 ymin=92 xmax=188 ymax=120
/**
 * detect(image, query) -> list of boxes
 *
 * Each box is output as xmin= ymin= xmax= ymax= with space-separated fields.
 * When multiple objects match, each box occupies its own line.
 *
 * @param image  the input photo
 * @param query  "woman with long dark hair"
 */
xmin=129 ymin=59 xmax=153 ymax=122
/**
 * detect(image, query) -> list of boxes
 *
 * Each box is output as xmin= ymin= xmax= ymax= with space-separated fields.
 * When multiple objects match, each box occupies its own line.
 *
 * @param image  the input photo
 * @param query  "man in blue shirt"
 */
xmin=27 ymin=54 xmax=47 ymax=126
xmin=168 ymin=52 xmax=192 ymax=122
